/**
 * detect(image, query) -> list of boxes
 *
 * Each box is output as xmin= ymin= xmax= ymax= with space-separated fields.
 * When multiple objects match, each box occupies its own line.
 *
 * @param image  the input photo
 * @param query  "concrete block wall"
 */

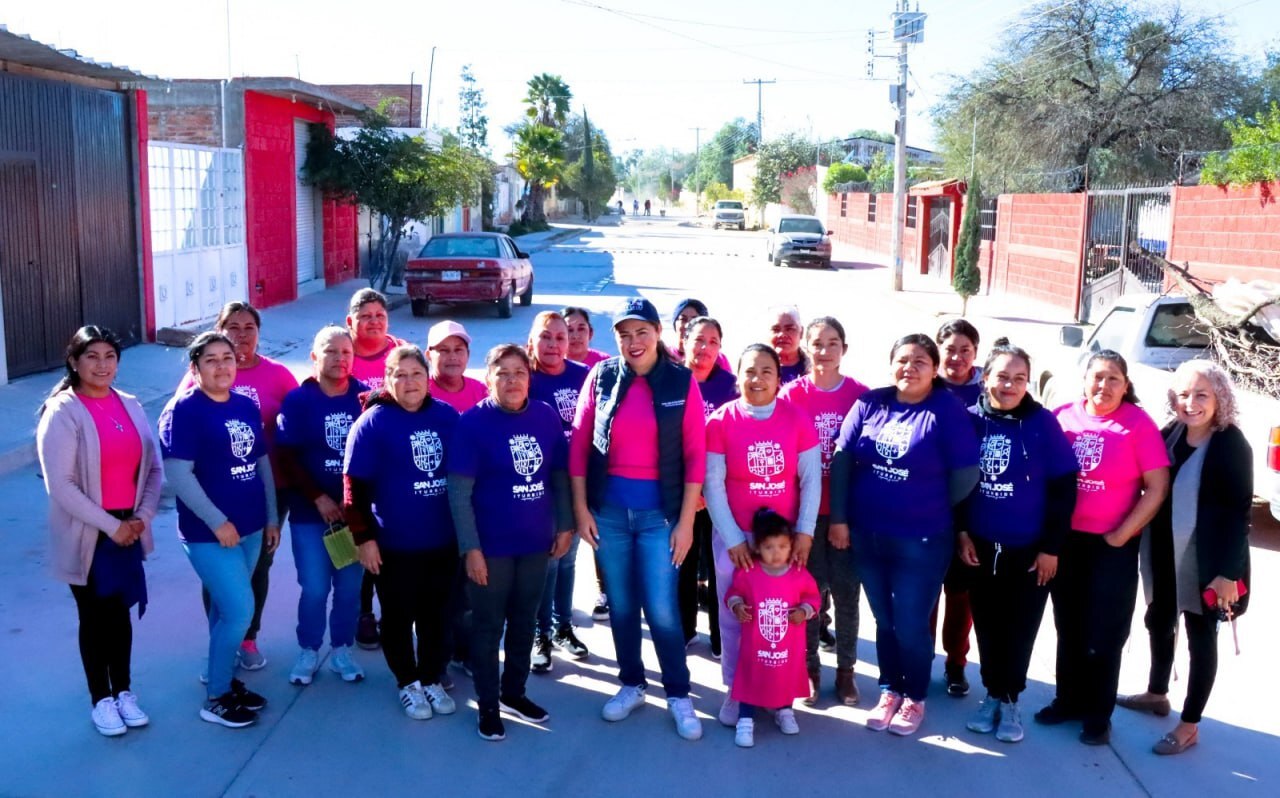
xmin=1169 ymin=182 xmax=1280 ymax=285
xmin=826 ymin=192 xmax=921 ymax=267
xmin=990 ymin=193 xmax=1085 ymax=314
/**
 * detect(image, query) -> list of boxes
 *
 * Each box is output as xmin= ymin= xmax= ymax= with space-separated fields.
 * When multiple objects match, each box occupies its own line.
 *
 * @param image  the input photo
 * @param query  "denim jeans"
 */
xmin=537 ymin=534 xmax=580 ymax=633
xmin=593 ymin=503 xmax=690 ymax=698
xmin=184 ymin=532 xmax=263 ymax=698
xmin=290 ymin=521 xmax=363 ymax=650
xmin=854 ymin=528 xmax=952 ymax=701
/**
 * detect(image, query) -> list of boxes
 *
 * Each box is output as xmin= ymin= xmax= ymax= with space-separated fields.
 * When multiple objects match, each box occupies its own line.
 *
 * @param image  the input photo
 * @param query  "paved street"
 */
xmin=1 ymin=216 xmax=1277 ymax=797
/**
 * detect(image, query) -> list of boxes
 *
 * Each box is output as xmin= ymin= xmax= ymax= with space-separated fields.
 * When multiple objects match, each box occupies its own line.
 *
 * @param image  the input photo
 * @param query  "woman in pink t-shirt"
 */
xmin=562 ymin=306 xmax=611 ymax=368
xmin=1040 ymin=350 xmax=1170 ymax=745
xmin=704 ymin=343 xmax=821 ymax=727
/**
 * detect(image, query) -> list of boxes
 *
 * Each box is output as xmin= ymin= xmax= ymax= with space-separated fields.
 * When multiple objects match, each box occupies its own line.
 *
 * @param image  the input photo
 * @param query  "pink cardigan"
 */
xmin=36 ymin=389 xmax=164 ymax=586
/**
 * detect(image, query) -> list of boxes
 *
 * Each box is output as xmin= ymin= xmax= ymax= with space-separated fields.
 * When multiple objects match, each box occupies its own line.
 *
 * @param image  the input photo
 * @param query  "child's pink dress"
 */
xmin=726 ymin=564 xmax=820 ymax=708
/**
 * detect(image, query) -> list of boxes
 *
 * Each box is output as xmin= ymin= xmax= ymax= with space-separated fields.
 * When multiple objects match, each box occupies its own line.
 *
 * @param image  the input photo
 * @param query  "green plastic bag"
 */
xmin=323 ymin=522 xmax=359 ymax=570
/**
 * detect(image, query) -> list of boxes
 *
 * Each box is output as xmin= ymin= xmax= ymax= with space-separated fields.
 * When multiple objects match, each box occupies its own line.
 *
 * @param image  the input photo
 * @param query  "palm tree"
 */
xmin=512 ymin=123 xmax=564 ymax=225
xmin=524 ymin=73 xmax=572 ymax=129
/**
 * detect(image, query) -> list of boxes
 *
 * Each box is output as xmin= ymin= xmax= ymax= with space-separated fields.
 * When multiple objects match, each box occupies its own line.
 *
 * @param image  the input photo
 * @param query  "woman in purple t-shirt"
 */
xmin=768 ymin=306 xmax=809 ymax=385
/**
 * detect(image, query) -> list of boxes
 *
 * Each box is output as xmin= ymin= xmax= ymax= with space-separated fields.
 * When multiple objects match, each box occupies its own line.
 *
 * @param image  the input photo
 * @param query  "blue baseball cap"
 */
xmin=614 ymin=297 xmax=661 ymax=327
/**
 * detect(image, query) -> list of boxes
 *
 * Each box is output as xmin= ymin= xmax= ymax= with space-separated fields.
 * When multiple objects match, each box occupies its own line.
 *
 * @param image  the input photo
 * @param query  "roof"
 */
xmin=909 ymin=178 xmax=966 ymax=196
xmin=231 ymin=78 xmax=365 ymax=114
xmin=0 ymin=24 xmax=155 ymax=82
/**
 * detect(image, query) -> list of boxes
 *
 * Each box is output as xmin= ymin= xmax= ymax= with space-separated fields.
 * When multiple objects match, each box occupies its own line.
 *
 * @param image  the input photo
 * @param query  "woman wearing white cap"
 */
xmin=427 ymin=320 xmax=487 ymax=414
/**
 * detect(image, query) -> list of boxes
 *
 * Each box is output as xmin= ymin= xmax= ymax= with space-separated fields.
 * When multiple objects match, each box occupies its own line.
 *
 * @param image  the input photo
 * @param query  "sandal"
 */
xmin=1152 ymin=728 xmax=1198 ymax=756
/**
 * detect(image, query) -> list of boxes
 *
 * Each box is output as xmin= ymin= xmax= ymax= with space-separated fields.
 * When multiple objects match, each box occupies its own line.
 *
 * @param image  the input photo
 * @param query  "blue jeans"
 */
xmin=854 ymin=529 xmax=952 ymax=701
xmin=537 ymin=534 xmax=580 ymax=632
xmin=593 ymin=504 xmax=690 ymax=698
xmin=184 ymin=532 xmax=263 ymax=698
xmin=291 ymin=521 xmax=363 ymax=650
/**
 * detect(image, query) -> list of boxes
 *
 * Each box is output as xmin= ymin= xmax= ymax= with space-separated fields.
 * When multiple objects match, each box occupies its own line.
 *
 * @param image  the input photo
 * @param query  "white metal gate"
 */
xmin=148 ymin=142 xmax=246 ymax=329
xmin=294 ymin=120 xmax=320 ymax=288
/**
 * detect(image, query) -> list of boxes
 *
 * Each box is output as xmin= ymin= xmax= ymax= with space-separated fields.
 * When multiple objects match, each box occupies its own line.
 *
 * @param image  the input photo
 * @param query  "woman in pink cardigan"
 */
xmin=36 ymin=326 xmax=164 ymax=737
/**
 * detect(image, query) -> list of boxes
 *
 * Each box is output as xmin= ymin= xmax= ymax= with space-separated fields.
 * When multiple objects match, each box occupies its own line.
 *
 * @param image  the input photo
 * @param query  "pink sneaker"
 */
xmin=866 ymin=690 xmax=903 ymax=732
xmin=888 ymin=698 xmax=926 ymax=736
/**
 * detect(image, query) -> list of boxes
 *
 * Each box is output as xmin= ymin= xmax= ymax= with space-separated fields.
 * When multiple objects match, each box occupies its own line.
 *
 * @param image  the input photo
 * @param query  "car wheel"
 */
xmin=773 ymin=252 xmax=783 ymax=268
xmin=411 ymin=299 xmax=429 ymax=317
xmin=497 ymin=285 xmax=514 ymax=319
xmin=738 ymin=222 xmax=745 ymax=231
xmin=519 ymin=278 xmax=533 ymax=307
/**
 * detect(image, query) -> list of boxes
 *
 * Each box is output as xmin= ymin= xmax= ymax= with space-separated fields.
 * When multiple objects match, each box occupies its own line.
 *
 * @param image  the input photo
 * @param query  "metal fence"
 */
xmin=1079 ymin=186 xmax=1172 ymax=322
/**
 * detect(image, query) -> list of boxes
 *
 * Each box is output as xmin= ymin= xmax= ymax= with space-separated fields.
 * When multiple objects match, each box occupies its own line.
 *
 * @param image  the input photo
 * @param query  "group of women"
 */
xmin=39 ymin=290 xmax=1251 ymax=755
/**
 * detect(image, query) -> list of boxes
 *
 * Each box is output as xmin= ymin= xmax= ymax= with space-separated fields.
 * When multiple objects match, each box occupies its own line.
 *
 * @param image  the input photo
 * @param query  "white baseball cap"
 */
xmin=426 ymin=320 xmax=472 ymax=349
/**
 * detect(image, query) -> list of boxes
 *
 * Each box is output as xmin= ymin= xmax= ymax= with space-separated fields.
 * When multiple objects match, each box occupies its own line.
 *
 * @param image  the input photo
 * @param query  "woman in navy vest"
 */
xmin=569 ymin=297 xmax=707 ymax=742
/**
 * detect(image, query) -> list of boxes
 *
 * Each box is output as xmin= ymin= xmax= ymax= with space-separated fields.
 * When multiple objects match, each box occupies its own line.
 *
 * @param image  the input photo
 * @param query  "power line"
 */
xmin=560 ymin=0 xmax=865 ymax=35
xmin=744 ymin=78 xmax=776 ymax=144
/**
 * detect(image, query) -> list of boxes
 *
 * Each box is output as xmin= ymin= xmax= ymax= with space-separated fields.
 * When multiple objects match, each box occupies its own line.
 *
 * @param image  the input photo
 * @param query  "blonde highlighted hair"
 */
xmin=1166 ymin=360 xmax=1238 ymax=431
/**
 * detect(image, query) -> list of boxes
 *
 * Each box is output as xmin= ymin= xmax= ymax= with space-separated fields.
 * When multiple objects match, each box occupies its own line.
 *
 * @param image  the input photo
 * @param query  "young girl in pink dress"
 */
xmin=725 ymin=509 xmax=821 ymax=748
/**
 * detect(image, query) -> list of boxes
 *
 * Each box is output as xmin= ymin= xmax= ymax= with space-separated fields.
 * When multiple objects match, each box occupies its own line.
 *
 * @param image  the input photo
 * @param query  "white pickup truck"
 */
xmin=1036 ymin=293 xmax=1280 ymax=516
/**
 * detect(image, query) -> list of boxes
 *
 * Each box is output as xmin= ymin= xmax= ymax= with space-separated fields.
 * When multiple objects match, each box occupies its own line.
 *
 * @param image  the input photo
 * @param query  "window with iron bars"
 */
xmin=905 ymin=196 xmax=918 ymax=228
xmin=980 ymin=197 xmax=997 ymax=242
xmin=868 ymin=193 xmax=877 ymax=222
xmin=840 ymin=193 xmax=848 ymax=217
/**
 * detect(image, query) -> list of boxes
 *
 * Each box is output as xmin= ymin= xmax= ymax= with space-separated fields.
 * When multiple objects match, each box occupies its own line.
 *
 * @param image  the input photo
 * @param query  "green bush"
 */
xmin=822 ymin=162 xmax=868 ymax=193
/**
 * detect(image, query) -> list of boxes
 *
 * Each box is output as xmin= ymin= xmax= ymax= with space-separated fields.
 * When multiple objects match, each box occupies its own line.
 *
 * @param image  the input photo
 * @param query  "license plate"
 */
xmin=441 ymin=270 xmax=462 ymax=281
xmin=797 ymin=249 xmax=814 ymax=254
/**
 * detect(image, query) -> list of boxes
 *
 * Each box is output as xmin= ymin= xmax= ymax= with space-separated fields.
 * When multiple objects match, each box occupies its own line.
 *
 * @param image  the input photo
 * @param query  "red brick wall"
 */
xmin=826 ymin=192 xmax=920 ymax=267
xmin=1168 ymin=182 xmax=1280 ymax=285
xmin=989 ymin=193 xmax=1086 ymax=314
xmin=147 ymin=106 xmax=221 ymax=146
xmin=320 ymin=84 xmax=420 ymax=127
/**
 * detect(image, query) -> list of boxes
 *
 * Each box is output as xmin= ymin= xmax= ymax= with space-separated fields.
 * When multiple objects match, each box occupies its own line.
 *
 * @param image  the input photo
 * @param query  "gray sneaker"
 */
xmin=966 ymin=695 xmax=1001 ymax=734
xmin=289 ymin=648 xmax=320 ymax=686
xmin=327 ymin=646 xmax=365 ymax=682
xmin=996 ymin=701 xmax=1025 ymax=743
xmin=238 ymin=640 xmax=267 ymax=671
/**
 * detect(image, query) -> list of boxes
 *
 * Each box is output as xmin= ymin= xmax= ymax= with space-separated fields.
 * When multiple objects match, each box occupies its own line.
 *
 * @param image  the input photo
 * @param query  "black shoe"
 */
xmin=552 ymin=626 xmax=589 ymax=659
xmin=356 ymin=613 xmax=380 ymax=650
xmin=500 ymin=694 xmax=550 ymax=723
xmin=230 ymin=678 xmax=266 ymax=711
xmin=945 ymin=666 xmax=970 ymax=698
xmin=591 ymin=595 xmax=610 ymax=622
xmin=477 ymin=707 xmax=506 ymax=741
xmin=1034 ymin=700 xmax=1082 ymax=726
xmin=531 ymin=633 xmax=553 ymax=674
xmin=1080 ymin=723 xmax=1112 ymax=746
xmin=819 ymin=626 xmax=836 ymax=652
xmin=449 ymin=658 xmax=473 ymax=679
xmin=200 ymin=693 xmax=257 ymax=728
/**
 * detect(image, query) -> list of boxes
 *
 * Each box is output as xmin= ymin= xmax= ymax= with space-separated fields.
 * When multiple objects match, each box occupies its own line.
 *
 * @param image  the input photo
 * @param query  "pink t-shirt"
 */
xmin=726 ymin=564 xmax=821 ymax=708
xmin=577 ymin=349 xmax=610 ymax=367
xmin=430 ymin=375 xmax=488 ymax=413
xmin=79 ymin=392 xmax=142 ymax=511
xmin=779 ymin=375 xmax=868 ymax=515
xmin=1054 ymin=399 xmax=1170 ymax=534
xmin=706 ymin=400 xmax=820 ymax=532
xmin=569 ymin=368 xmax=707 ymax=484
xmin=350 ymin=336 xmax=405 ymax=392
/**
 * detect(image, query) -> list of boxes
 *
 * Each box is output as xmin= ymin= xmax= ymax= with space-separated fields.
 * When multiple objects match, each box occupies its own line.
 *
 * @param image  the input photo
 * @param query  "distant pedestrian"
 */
xmin=724 ymin=509 xmax=821 ymax=748
xmin=275 ymin=326 xmax=368 ymax=687
xmin=644 ymin=199 xmax=651 ymax=216
xmin=767 ymin=306 xmax=809 ymax=385
xmin=562 ymin=306 xmax=611 ymax=368
xmin=343 ymin=345 xmax=460 ymax=722
xmin=633 ymin=199 xmax=640 ymax=216
xmin=617 ymin=200 xmax=624 ymax=215
xmin=450 ymin=344 xmax=575 ymax=741
xmin=160 ymin=332 xmax=278 ymax=729
xmin=37 ymin=326 xmax=164 ymax=737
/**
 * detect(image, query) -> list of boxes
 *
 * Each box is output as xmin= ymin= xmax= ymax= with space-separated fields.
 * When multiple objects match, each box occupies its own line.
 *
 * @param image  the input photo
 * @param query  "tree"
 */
xmin=693 ymin=118 xmax=757 ymax=190
xmin=866 ymin=151 xmax=894 ymax=192
xmin=524 ymin=73 xmax=572 ymax=128
xmin=703 ymin=181 xmax=744 ymax=204
xmin=303 ymin=112 xmax=489 ymax=292
xmin=514 ymin=74 xmax=573 ymax=226
xmin=952 ymin=179 xmax=983 ymax=316
xmin=822 ymin=162 xmax=868 ymax=193
xmin=1200 ymin=102 xmax=1280 ymax=186
xmin=561 ymin=110 xmax=618 ymax=220
xmin=457 ymin=64 xmax=488 ymax=152
xmin=933 ymin=0 xmax=1249 ymax=191
xmin=751 ymin=132 xmax=817 ymax=205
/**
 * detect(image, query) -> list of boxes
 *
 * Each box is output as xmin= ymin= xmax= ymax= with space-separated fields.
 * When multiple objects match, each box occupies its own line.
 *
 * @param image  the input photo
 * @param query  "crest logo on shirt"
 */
xmin=747 ymin=441 xmax=785 ymax=478
xmin=226 ymin=419 xmax=256 ymax=460
xmin=410 ymin=430 xmax=444 ymax=475
xmin=509 ymin=434 xmax=544 ymax=482
xmin=364 ymin=376 xmax=384 ymax=392
xmin=553 ymin=388 xmax=579 ymax=423
xmin=324 ymin=412 xmax=354 ymax=451
xmin=756 ymin=597 xmax=789 ymax=649
xmin=815 ymin=412 xmax=842 ymax=462
xmin=1072 ymin=432 xmax=1105 ymax=473
xmin=980 ymin=433 xmax=1012 ymax=477
xmin=232 ymin=385 xmax=261 ymax=408
xmin=874 ymin=420 xmax=913 ymax=462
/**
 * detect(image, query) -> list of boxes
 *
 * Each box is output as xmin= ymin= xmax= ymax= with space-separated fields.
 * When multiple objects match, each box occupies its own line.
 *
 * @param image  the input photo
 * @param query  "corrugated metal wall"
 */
xmin=0 ymin=72 xmax=140 ymax=378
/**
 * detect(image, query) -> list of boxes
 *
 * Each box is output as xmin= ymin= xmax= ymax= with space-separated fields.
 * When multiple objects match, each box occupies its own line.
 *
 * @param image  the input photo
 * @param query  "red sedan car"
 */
xmin=405 ymin=233 xmax=534 ymax=318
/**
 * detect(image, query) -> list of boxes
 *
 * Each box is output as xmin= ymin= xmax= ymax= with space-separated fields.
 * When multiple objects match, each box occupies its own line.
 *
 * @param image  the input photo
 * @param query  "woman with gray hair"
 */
xmin=1116 ymin=360 xmax=1252 ymax=756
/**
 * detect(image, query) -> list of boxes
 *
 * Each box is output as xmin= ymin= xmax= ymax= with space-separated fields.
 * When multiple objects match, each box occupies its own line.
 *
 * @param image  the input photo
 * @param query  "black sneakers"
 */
xmin=531 ymin=633 xmax=553 ymax=673
xmin=356 ymin=613 xmax=380 ymax=650
xmin=945 ymin=665 xmax=970 ymax=698
xmin=500 ymin=694 xmax=550 ymax=724
xmin=552 ymin=626 xmax=589 ymax=659
xmin=477 ymin=707 xmax=506 ymax=741
xmin=230 ymin=679 xmax=267 ymax=711
xmin=1034 ymin=700 xmax=1083 ymax=726
xmin=201 ymin=693 xmax=257 ymax=728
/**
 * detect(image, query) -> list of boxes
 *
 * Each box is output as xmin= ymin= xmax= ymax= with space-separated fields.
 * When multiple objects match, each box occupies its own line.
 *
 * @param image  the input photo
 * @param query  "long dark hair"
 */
xmin=890 ymin=333 xmax=946 ymax=391
xmin=982 ymin=337 xmax=1031 ymax=374
xmin=935 ymin=318 xmax=980 ymax=348
xmin=215 ymin=300 xmax=261 ymax=330
xmin=187 ymin=331 xmax=235 ymax=367
xmin=738 ymin=343 xmax=782 ymax=374
xmin=1086 ymin=349 xmax=1140 ymax=405
xmin=41 ymin=325 xmax=123 ymax=413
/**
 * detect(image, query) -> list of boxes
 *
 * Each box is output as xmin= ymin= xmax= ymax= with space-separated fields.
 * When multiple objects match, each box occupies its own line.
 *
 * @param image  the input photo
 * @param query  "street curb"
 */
xmin=520 ymin=226 xmax=586 ymax=253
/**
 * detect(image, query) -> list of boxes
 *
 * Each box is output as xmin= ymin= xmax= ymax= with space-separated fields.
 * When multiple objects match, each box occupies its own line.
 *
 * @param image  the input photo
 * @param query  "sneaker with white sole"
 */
xmin=399 ymin=681 xmax=433 ymax=720
xmin=774 ymin=707 xmax=800 ymax=735
xmin=238 ymin=640 xmax=266 ymax=670
xmin=888 ymin=697 xmax=925 ymax=736
xmin=734 ymin=718 xmax=755 ymax=748
xmin=552 ymin=626 xmax=590 ymax=659
xmin=718 ymin=696 xmax=740 ymax=727
xmin=289 ymin=648 xmax=320 ymax=686
xmin=500 ymin=694 xmax=550 ymax=723
xmin=423 ymin=682 xmax=456 ymax=715
xmin=531 ymin=633 xmax=553 ymax=674
xmin=200 ymin=693 xmax=257 ymax=728
xmin=602 ymin=685 xmax=647 ymax=721
xmin=327 ymin=646 xmax=364 ymax=682
xmin=591 ymin=594 xmax=610 ymax=621
xmin=114 ymin=691 xmax=149 ymax=728
xmin=866 ymin=690 xmax=903 ymax=732
xmin=92 ymin=697 xmax=127 ymax=737
xmin=668 ymin=697 xmax=703 ymax=740
xmin=966 ymin=695 xmax=1000 ymax=734
xmin=996 ymin=701 xmax=1024 ymax=743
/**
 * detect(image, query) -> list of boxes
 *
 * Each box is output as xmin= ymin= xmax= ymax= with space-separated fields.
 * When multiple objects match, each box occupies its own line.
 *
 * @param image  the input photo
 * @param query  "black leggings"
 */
xmin=70 ymin=582 xmax=132 ymax=705
xmin=967 ymin=537 xmax=1049 ymax=703
xmin=678 ymin=508 xmax=719 ymax=648
xmin=1145 ymin=588 xmax=1219 ymax=724
xmin=378 ymin=545 xmax=457 ymax=688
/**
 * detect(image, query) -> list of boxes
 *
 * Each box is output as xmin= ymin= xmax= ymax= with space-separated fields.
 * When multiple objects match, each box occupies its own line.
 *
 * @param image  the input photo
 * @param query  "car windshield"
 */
xmin=779 ymin=218 xmax=824 ymax=234
xmin=717 ymin=202 xmax=743 ymax=210
xmin=1088 ymin=306 xmax=1134 ymax=353
xmin=421 ymin=237 xmax=499 ymax=258
xmin=1144 ymin=303 xmax=1210 ymax=349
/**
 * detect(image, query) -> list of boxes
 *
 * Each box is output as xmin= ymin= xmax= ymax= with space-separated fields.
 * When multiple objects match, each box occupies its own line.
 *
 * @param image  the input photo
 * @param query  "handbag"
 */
xmin=322 ymin=522 xmax=360 ymax=569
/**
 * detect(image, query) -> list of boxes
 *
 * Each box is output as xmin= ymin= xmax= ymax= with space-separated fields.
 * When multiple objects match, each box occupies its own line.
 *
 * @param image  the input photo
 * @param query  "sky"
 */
xmin=4 ymin=0 xmax=1277 ymax=160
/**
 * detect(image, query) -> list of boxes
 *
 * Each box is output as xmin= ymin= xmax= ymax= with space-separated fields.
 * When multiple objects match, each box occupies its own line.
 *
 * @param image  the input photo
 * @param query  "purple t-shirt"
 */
xmin=159 ymin=389 xmax=268 ymax=543
xmin=451 ymin=398 xmax=568 ymax=557
xmin=343 ymin=398 xmax=459 ymax=552
xmin=836 ymin=386 xmax=979 ymax=538
xmin=276 ymin=378 xmax=368 ymax=525
xmin=530 ymin=361 xmax=590 ymax=438
xmin=697 ymin=365 xmax=739 ymax=419
xmin=942 ymin=369 xmax=984 ymax=409
xmin=779 ymin=358 xmax=808 ymax=386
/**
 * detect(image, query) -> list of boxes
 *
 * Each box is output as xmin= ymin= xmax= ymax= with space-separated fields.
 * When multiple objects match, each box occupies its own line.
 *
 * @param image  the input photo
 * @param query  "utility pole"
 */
xmin=690 ymin=126 xmax=703 ymax=213
xmin=743 ymin=78 xmax=775 ymax=144
xmin=423 ymin=46 xmax=437 ymax=130
xmin=889 ymin=1 xmax=925 ymax=292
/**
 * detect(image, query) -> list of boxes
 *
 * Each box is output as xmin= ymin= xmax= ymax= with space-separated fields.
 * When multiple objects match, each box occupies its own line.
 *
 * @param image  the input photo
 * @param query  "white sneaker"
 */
xmin=668 ymin=696 xmax=703 ymax=741
xmin=423 ymin=682 xmax=456 ymax=715
xmin=92 ymin=697 xmax=126 ymax=737
xmin=774 ymin=707 xmax=800 ymax=735
xmin=601 ymin=685 xmax=647 ymax=722
xmin=114 ymin=691 xmax=149 ymax=728
xmin=289 ymin=649 xmax=320 ymax=686
xmin=734 ymin=718 xmax=755 ymax=748
xmin=718 ymin=696 xmax=740 ymax=727
xmin=327 ymin=646 xmax=365 ymax=682
xmin=398 ymin=681 xmax=433 ymax=720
